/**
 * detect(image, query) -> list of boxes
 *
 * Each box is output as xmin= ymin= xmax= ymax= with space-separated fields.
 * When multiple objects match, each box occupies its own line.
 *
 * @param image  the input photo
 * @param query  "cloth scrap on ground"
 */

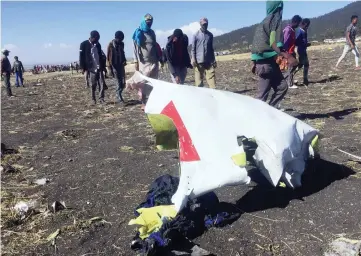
xmin=129 ymin=174 xmax=240 ymax=255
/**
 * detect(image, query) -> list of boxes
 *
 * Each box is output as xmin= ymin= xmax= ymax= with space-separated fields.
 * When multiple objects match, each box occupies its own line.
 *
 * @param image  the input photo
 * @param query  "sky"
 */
xmin=1 ymin=1 xmax=354 ymax=65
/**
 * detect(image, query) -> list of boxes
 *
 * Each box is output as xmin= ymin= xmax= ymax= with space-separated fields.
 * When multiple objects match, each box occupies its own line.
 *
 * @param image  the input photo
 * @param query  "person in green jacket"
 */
xmin=251 ymin=0 xmax=297 ymax=108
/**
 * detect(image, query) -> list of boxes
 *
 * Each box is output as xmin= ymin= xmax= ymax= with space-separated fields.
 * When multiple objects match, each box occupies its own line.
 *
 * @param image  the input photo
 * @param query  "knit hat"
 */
xmin=200 ymin=17 xmax=208 ymax=25
xmin=90 ymin=30 xmax=100 ymax=38
xmin=115 ymin=31 xmax=124 ymax=40
xmin=173 ymin=29 xmax=183 ymax=38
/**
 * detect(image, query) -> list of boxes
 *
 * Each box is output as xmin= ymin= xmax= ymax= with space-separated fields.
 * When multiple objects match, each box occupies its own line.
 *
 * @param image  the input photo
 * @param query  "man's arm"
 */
xmin=346 ymin=30 xmax=354 ymax=48
xmin=209 ymin=33 xmax=216 ymax=65
xmin=20 ymin=61 xmax=25 ymax=73
xmin=191 ymin=33 xmax=197 ymax=63
xmin=283 ymin=27 xmax=291 ymax=52
xmin=79 ymin=42 xmax=86 ymax=70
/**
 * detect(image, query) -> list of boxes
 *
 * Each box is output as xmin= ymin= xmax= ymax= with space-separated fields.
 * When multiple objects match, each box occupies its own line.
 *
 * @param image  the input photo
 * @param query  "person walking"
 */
xmin=165 ymin=29 xmax=193 ymax=84
xmin=295 ymin=18 xmax=311 ymax=86
xmin=12 ymin=56 xmax=25 ymax=87
xmin=79 ymin=30 xmax=106 ymax=104
xmin=107 ymin=30 xmax=127 ymax=104
xmin=335 ymin=15 xmax=360 ymax=70
xmin=191 ymin=17 xmax=216 ymax=89
xmin=251 ymin=0 xmax=297 ymax=108
xmin=132 ymin=13 xmax=160 ymax=110
xmin=283 ymin=15 xmax=302 ymax=89
xmin=1 ymin=49 xmax=14 ymax=97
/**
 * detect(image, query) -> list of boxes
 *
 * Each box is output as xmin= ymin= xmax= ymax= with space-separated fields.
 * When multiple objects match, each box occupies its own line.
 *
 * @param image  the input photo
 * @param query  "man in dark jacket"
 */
xmin=1 ymin=49 xmax=13 ymax=97
xmin=12 ymin=56 xmax=25 ymax=87
xmin=165 ymin=29 xmax=192 ymax=84
xmin=107 ymin=31 xmax=127 ymax=103
xmin=79 ymin=30 xmax=105 ymax=104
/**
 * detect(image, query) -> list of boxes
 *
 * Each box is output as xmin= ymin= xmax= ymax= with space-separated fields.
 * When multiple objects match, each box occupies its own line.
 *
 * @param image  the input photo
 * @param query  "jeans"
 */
xmin=336 ymin=44 xmax=360 ymax=67
xmin=15 ymin=72 xmax=24 ymax=86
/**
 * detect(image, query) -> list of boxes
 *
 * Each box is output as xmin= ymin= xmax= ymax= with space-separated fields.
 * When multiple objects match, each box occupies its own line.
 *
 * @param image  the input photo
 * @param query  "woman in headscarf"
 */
xmin=131 ymin=13 xmax=160 ymax=110
xmin=250 ymin=0 xmax=297 ymax=108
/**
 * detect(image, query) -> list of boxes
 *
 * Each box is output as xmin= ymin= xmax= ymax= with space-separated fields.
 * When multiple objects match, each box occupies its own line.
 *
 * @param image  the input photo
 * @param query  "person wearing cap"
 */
xmin=191 ymin=18 xmax=216 ymax=89
xmin=251 ymin=0 xmax=297 ymax=108
xmin=132 ymin=13 xmax=160 ymax=109
xmin=107 ymin=30 xmax=127 ymax=104
xmin=12 ymin=56 xmax=25 ymax=87
xmin=79 ymin=30 xmax=106 ymax=104
xmin=165 ymin=29 xmax=192 ymax=84
xmin=1 ymin=49 xmax=13 ymax=97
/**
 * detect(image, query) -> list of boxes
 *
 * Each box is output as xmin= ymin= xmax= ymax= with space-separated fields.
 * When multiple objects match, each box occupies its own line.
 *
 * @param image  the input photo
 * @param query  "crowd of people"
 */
xmin=32 ymin=63 xmax=80 ymax=74
xmin=2 ymin=0 xmax=359 ymax=109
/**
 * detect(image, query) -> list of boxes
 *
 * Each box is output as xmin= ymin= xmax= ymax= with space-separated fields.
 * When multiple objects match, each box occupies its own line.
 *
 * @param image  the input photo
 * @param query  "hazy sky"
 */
xmin=1 ymin=1 xmax=353 ymax=65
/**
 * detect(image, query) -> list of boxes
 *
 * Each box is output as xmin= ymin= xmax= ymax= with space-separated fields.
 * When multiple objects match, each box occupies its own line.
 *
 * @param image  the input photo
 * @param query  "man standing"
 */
xmin=165 ymin=29 xmax=192 ymax=84
xmin=295 ymin=18 xmax=311 ymax=86
xmin=336 ymin=15 xmax=360 ymax=70
xmin=191 ymin=18 xmax=216 ymax=89
xmin=79 ymin=30 xmax=106 ymax=104
xmin=251 ymin=0 xmax=297 ymax=108
xmin=12 ymin=56 xmax=25 ymax=87
xmin=107 ymin=30 xmax=127 ymax=103
xmin=132 ymin=13 xmax=160 ymax=110
xmin=283 ymin=15 xmax=302 ymax=89
xmin=1 ymin=49 xmax=13 ymax=97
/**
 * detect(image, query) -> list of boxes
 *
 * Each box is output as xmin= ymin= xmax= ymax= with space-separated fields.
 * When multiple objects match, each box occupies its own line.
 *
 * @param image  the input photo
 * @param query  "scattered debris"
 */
xmin=33 ymin=178 xmax=50 ymax=186
xmin=338 ymin=149 xmax=361 ymax=161
xmin=325 ymin=237 xmax=361 ymax=256
xmin=51 ymin=201 xmax=66 ymax=213
xmin=120 ymin=146 xmax=135 ymax=152
xmin=46 ymin=229 xmax=60 ymax=242
xmin=13 ymin=200 xmax=40 ymax=219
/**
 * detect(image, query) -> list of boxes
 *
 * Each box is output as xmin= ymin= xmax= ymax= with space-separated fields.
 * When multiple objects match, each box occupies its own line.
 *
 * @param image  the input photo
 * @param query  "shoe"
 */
xmin=8 ymin=95 xmax=15 ymax=98
xmin=99 ymin=99 xmax=105 ymax=104
xmin=303 ymin=80 xmax=309 ymax=86
xmin=289 ymin=85 xmax=298 ymax=89
xmin=91 ymin=100 xmax=96 ymax=106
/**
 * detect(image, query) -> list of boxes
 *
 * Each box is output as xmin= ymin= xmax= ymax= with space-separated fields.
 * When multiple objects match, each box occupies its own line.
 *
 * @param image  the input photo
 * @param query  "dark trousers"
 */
xmin=283 ymin=53 xmax=297 ymax=87
xmin=295 ymin=52 xmax=309 ymax=83
xmin=90 ymin=70 xmax=104 ymax=102
xmin=255 ymin=58 xmax=288 ymax=107
xmin=15 ymin=72 xmax=24 ymax=86
xmin=113 ymin=65 xmax=125 ymax=102
xmin=3 ymin=73 xmax=13 ymax=96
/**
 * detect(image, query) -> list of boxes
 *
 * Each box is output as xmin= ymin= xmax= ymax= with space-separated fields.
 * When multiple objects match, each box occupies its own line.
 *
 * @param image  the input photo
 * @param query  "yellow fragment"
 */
xmin=231 ymin=152 xmax=247 ymax=167
xmin=128 ymin=205 xmax=177 ymax=239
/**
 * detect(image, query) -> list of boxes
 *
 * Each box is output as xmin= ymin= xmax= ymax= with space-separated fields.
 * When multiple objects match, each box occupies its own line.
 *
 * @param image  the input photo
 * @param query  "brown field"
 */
xmin=1 ymin=44 xmax=361 ymax=256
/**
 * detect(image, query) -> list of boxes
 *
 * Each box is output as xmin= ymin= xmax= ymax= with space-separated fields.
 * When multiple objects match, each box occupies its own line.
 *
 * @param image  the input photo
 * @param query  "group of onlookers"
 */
xmin=2 ymin=1 xmax=359 ymax=111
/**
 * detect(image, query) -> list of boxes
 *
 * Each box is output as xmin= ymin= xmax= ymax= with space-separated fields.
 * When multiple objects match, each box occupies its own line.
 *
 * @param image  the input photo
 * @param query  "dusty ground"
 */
xmin=1 ymin=45 xmax=361 ymax=256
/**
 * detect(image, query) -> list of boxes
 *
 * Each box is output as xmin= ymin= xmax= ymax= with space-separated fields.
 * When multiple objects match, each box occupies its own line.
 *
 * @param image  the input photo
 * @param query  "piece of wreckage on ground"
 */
xmin=126 ymin=72 xmax=320 ymax=255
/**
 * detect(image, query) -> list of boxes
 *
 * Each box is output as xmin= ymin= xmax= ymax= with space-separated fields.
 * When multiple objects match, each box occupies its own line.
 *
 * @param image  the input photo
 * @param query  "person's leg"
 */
xmin=180 ymin=67 xmax=187 ymax=84
xmin=351 ymin=46 xmax=360 ymax=68
xmin=84 ymin=70 xmax=90 ymax=88
xmin=89 ymin=71 xmax=97 ymax=103
xmin=205 ymin=65 xmax=216 ymax=89
xmin=303 ymin=53 xmax=310 ymax=84
xmin=194 ymin=64 xmax=205 ymax=87
xmin=19 ymin=72 xmax=24 ymax=86
xmin=98 ymin=71 xmax=105 ymax=102
xmin=15 ymin=72 xmax=20 ymax=87
xmin=114 ymin=65 xmax=125 ymax=102
xmin=170 ymin=66 xmax=178 ymax=84
xmin=336 ymin=45 xmax=350 ymax=67
xmin=255 ymin=63 xmax=272 ymax=102
xmin=4 ymin=73 xmax=13 ymax=96
xmin=268 ymin=62 xmax=288 ymax=107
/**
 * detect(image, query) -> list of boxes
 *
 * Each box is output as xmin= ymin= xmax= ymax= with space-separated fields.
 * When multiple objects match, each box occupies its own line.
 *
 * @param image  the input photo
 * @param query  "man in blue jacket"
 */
xmin=295 ymin=18 xmax=311 ymax=85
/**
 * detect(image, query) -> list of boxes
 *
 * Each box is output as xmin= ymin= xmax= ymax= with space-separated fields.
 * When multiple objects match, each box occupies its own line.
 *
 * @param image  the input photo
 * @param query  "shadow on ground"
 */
xmin=295 ymin=107 xmax=360 ymax=120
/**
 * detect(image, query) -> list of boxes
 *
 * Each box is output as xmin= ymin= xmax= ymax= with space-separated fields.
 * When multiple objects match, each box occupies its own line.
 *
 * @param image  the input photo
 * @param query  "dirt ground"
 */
xmin=1 ymin=45 xmax=361 ymax=256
